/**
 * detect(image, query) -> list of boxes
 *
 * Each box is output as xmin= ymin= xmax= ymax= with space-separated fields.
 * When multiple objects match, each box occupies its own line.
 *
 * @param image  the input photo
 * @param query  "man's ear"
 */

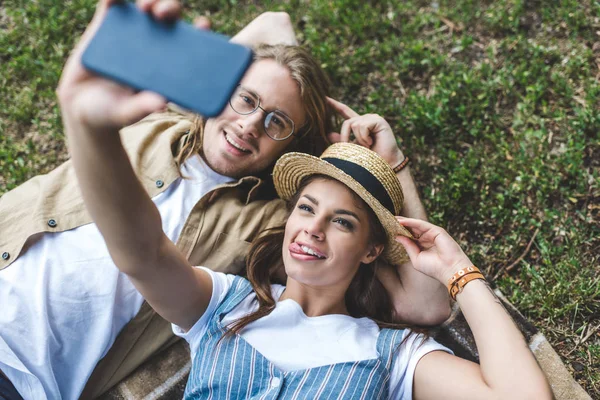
xmin=361 ymin=244 xmax=384 ymax=265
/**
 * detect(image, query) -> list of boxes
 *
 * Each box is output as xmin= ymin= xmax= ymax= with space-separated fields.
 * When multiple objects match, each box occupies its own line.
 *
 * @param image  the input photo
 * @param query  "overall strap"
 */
xmin=376 ymin=328 xmax=406 ymax=370
xmin=213 ymin=276 xmax=254 ymax=324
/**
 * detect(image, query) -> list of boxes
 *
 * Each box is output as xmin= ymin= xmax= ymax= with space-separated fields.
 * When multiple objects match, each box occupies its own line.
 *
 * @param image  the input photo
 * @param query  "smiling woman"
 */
xmin=229 ymin=175 xmax=397 ymax=329
xmin=166 ymin=143 xmax=551 ymax=399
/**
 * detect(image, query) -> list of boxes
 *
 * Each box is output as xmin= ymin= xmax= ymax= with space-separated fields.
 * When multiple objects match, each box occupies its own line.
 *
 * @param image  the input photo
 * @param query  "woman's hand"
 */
xmin=57 ymin=0 xmax=188 ymax=132
xmin=395 ymin=217 xmax=473 ymax=284
xmin=401 ymin=216 xmax=553 ymax=400
xmin=326 ymin=97 xmax=405 ymax=166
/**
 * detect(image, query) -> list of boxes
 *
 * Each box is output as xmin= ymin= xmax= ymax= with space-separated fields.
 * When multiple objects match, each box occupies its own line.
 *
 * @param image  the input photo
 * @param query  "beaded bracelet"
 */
xmin=391 ymin=156 xmax=410 ymax=174
xmin=447 ymin=265 xmax=485 ymax=300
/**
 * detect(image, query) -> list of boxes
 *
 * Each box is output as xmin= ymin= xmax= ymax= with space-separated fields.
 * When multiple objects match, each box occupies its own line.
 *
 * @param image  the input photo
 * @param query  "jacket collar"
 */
xmin=139 ymin=123 xmax=274 ymax=205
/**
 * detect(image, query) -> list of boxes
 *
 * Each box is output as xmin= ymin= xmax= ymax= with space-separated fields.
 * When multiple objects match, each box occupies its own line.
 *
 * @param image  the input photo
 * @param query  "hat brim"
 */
xmin=273 ymin=152 xmax=412 ymax=266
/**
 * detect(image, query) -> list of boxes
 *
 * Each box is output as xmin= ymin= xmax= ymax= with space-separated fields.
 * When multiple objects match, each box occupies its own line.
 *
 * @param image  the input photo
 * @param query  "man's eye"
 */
xmin=241 ymin=95 xmax=255 ymax=106
xmin=271 ymin=115 xmax=284 ymax=127
xmin=334 ymin=218 xmax=354 ymax=230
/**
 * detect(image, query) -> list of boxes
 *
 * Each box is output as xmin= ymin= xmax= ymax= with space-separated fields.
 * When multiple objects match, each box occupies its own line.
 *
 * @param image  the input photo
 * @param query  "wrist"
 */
xmin=453 ymin=276 xmax=487 ymax=301
xmin=446 ymin=264 xmax=485 ymax=301
xmin=439 ymin=257 xmax=474 ymax=284
xmin=391 ymin=156 xmax=410 ymax=174
xmin=387 ymin=149 xmax=405 ymax=167
xmin=63 ymin=109 xmax=120 ymax=141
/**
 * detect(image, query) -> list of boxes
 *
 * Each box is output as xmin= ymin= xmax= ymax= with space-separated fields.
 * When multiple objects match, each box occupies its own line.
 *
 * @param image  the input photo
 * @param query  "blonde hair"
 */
xmin=176 ymin=44 xmax=334 ymax=168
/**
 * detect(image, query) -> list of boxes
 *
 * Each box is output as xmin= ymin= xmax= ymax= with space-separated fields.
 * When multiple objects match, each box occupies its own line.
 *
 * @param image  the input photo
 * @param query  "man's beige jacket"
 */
xmin=0 ymin=111 xmax=288 ymax=398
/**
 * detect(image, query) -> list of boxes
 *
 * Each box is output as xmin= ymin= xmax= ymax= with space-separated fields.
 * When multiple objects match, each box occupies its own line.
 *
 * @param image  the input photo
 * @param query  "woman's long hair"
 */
xmin=224 ymin=175 xmax=428 ymax=337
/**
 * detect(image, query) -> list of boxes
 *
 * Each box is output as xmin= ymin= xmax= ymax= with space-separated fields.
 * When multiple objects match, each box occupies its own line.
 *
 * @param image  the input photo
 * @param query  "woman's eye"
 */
xmin=298 ymin=204 xmax=313 ymax=213
xmin=334 ymin=218 xmax=354 ymax=230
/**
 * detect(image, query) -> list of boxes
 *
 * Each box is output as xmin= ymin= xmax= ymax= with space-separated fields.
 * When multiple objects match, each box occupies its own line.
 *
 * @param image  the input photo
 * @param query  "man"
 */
xmin=0 ymin=1 xmax=450 ymax=398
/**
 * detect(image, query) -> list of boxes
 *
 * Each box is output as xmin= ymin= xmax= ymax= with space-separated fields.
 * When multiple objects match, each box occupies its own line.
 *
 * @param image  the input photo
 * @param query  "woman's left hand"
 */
xmin=326 ymin=97 xmax=404 ymax=166
xmin=395 ymin=217 xmax=473 ymax=284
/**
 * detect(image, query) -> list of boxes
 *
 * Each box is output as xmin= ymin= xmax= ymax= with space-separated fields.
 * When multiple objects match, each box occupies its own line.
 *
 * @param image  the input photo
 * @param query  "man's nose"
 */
xmin=239 ymin=110 xmax=265 ymax=138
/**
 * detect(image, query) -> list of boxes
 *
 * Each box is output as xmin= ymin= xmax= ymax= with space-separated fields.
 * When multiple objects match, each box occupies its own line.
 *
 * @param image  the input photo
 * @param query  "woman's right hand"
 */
xmin=395 ymin=217 xmax=473 ymax=285
xmin=56 ymin=0 xmax=186 ymax=132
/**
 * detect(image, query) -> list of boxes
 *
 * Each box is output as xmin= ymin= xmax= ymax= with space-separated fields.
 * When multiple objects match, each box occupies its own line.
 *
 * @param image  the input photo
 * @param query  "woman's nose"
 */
xmin=304 ymin=219 xmax=325 ymax=240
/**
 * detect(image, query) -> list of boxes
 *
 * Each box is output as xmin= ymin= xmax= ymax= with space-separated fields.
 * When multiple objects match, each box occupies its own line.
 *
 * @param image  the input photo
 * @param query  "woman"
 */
xmin=164 ymin=143 xmax=552 ymax=399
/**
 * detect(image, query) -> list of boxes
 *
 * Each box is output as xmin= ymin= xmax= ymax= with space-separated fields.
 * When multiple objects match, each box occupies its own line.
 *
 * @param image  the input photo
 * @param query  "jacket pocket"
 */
xmin=204 ymin=232 xmax=251 ymax=274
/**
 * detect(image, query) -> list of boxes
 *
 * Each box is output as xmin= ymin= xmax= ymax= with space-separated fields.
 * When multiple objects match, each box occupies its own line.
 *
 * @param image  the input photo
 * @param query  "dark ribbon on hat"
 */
xmin=322 ymin=158 xmax=395 ymax=214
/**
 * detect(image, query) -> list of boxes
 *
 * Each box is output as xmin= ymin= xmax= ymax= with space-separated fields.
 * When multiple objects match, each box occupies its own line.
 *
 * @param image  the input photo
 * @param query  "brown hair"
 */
xmin=175 ymin=44 xmax=334 ymax=170
xmin=224 ymin=175 xmax=427 ymax=337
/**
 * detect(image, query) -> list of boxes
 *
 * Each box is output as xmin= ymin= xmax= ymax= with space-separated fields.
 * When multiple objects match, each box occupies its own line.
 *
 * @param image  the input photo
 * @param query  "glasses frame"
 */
xmin=229 ymin=85 xmax=297 ymax=141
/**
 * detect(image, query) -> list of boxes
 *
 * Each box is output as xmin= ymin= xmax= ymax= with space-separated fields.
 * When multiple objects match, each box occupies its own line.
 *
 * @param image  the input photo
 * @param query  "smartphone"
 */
xmin=81 ymin=2 xmax=253 ymax=117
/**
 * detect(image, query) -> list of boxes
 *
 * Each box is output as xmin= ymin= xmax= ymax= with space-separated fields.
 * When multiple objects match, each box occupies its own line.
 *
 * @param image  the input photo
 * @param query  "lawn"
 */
xmin=1 ymin=0 xmax=599 ymax=395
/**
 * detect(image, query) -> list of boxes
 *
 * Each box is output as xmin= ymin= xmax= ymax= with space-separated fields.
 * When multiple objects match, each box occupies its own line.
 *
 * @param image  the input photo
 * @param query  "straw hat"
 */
xmin=272 ymin=143 xmax=412 ymax=265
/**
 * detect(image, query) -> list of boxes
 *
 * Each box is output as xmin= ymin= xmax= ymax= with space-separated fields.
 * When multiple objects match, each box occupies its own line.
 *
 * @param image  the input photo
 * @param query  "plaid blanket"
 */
xmin=98 ymin=291 xmax=590 ymax=400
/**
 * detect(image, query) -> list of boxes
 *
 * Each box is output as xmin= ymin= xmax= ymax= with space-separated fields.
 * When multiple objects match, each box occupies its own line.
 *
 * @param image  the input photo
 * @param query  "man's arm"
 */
xmin=382 ymin=158 xmax=452 ymax=325
xmin=193 ymin=12 xmax=297 ymax=48
xmin=327 ymin=98 xmax=451 ymax=325
xmin=230 ymin=12 xmax=298 ymax=47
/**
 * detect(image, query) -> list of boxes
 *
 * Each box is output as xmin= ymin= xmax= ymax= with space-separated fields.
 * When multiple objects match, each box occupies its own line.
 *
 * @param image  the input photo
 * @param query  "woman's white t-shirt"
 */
xmin=174 ymin=268 xmax=452 ymax=400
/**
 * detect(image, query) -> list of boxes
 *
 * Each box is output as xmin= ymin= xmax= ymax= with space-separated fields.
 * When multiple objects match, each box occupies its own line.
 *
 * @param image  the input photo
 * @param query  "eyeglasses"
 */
xmin=229 ymin=86 xmax=297 ymax=141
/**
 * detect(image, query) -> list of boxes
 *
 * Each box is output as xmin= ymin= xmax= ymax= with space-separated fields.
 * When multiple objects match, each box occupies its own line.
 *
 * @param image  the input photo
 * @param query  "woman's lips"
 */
xmin=289 ymin=242 xmax=326 ymax=260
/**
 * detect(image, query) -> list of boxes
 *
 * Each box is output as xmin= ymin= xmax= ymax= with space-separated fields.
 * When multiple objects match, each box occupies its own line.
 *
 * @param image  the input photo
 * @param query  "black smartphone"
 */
xmin=81 ymin=2 xmax=253 ymax=117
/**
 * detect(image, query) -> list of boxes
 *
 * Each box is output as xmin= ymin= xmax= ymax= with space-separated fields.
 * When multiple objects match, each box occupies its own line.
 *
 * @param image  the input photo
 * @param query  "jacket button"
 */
xmin=48 ymin=219 xmax=58 ymax=228
xmin=156 ymin=180 xmax=164 ymax=188
xmin=1 ymin=252 xmax=9 ymax=260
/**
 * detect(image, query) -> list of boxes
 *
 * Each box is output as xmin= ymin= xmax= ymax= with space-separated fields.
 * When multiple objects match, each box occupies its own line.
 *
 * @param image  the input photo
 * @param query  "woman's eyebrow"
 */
xmin=302 ymin=194 xmax=318 ymax=204
xmin=302 ymin=194 xmax=361 ymax=221
xmin=334 ymin=209 xmax=360 ymax=221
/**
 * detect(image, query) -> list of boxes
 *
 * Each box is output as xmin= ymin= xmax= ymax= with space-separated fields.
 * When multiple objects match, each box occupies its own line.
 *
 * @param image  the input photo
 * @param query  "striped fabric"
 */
xmin=184 ymin=277 xmax=405 ymax=399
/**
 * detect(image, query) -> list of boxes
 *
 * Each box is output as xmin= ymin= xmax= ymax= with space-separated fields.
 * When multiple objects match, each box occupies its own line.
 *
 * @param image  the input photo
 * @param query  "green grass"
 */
xmin=1 ymin=0 xmax=599 ymax=395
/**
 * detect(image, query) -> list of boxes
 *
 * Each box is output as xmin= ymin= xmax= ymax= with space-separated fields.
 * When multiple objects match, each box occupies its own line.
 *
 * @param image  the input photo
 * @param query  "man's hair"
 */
xmin=176 ymin=44 xmax=334 ymax=168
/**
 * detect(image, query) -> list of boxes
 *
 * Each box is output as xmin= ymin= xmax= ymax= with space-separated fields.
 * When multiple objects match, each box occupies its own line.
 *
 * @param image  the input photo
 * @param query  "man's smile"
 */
xmin=224 ymin=131 xmax=252 ymax=154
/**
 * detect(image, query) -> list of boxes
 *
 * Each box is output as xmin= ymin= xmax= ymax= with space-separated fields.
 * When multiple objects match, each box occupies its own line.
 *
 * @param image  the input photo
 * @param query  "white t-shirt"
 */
xmin=174 ymin=268 xmax=452 ymax=400
xmin=0 ymin=155 xmax=232 ymax=400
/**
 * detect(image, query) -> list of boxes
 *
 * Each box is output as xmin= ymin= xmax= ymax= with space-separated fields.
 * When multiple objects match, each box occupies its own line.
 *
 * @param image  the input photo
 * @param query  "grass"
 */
xmin=1 ymin=0 xmax=599 ymax=395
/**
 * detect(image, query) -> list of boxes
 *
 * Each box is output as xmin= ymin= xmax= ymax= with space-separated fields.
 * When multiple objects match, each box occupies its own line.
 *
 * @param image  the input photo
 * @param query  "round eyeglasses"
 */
xmin=229 ymin=86 xmax=296 ymax=141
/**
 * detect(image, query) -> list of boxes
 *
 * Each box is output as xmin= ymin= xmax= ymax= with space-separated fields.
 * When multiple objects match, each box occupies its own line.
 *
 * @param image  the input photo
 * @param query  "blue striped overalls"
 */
xmin=184 ymin=277 xmax=405 ymax=399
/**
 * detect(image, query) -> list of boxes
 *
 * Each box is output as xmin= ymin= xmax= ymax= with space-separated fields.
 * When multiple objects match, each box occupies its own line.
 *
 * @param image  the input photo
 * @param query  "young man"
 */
xmin=0 ymin=1 xmax=449 ymax=399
